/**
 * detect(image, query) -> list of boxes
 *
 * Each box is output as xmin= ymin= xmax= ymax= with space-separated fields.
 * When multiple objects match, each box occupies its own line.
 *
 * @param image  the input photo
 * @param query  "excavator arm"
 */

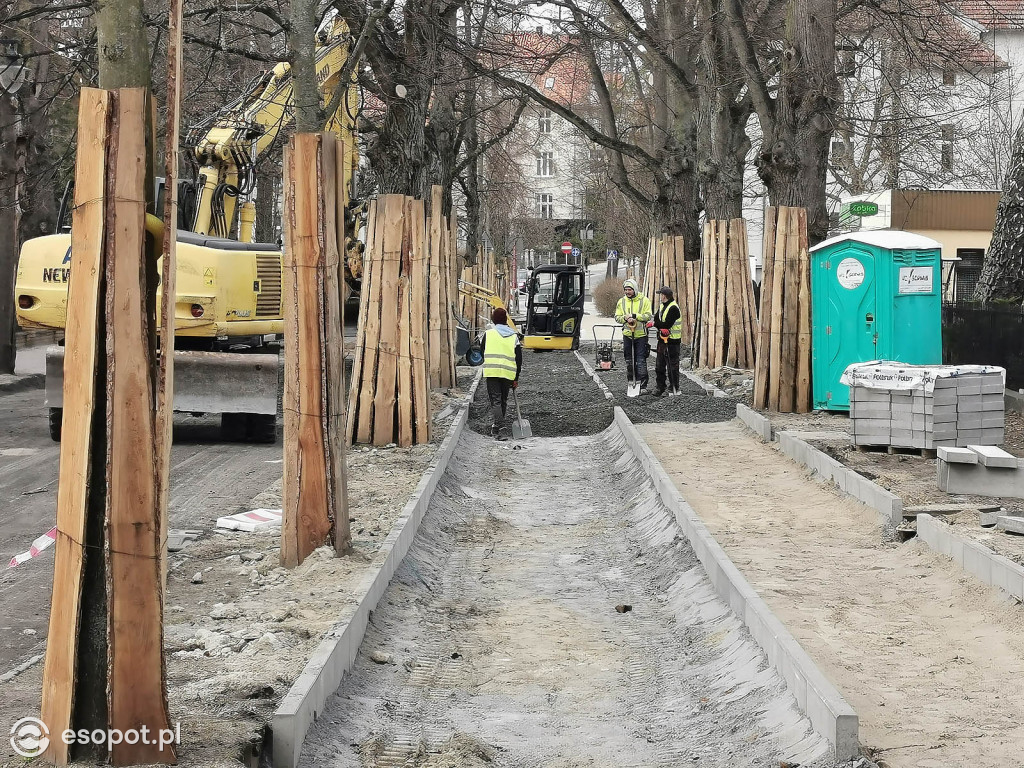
xmin=186 ymin=17 xmax=363 ymax=285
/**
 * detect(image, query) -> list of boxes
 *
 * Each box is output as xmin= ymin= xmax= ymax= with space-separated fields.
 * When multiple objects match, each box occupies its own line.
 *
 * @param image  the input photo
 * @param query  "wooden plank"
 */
xmin=328 ymin=135 xmax=350 ymax=554
xmin=105 ymin=87 xmax=175 ymax=765
xmin=768 ymin=207 xmax=788 ymax=411
xmin=41 ymin=88 xmax=110 ymax=766
xmin=448 ymin=212 xmax=459 ymax=386
xmin=373 ymin=195 xmax=404 ymax=445
xmin=732 ymin=220 xmax=754 ymax=368
xmin=347 ymin=197 xmax=377 ymax=443
xmin=697 ymin=223 xmax=713 ymax=367
xmin=157 ymin=0 xmax=183 ymax=596
xmin=409 ymin=198 xmax=431 ymax=444
xmin=355 ymin=199 xmax=386 ymax=443
xmin=396 ymin=198 xmax=415 ymax=448
xmin=427 ymin=187 xmax=443 ymax=388
xmin=753 ymin=207 xmax=777 ymax=409
xmin=724 ymin=221 xmax=741 ymax=366
xmin=795 ymin=207 xmax=813 ymax=413
xmin=715 ymin=220 xmax=729 ymax=368
xmin=779 ymin=206 xmax=801 ymax=412
xmin=281 ymin=134 xmax=332 ymax=567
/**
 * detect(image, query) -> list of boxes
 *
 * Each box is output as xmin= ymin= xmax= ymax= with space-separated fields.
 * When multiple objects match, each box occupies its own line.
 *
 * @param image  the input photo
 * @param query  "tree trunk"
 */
xmin=699 ymin=0 xmax=751 ymax=222
xmin=288 ymin=0 xmax=322 ymax=133
xmin=977 ymin=120 xmax=1024 ymax=303
xmin=95 ymin=0 xmax=151 ymax=90
xmin=759 ymin=0 xmax=837 ymax=245
xmin=0 ymin=95 xmax=17 ymax=373
xmin=254 ymin=156 xmax=279 ymax=244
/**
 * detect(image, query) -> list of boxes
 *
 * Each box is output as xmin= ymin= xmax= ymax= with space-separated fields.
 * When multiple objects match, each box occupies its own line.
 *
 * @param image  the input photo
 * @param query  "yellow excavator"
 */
xmin=15 ymin=19 xmax=362 ymax=442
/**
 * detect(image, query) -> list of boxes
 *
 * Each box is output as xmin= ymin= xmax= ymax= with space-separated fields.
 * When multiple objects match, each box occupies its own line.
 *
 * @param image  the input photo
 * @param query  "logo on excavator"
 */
xmin=62 ymin=246 xmax=72 ymax=265
xmin=316 ymin=64 xmax=330 ymax=85
xmin=43 ymin=268 xmax=71 ymax=283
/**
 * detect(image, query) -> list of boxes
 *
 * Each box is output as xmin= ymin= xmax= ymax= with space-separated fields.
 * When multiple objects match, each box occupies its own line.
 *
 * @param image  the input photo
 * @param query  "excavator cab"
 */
xmin=523 ymin=264 xmax=586 ymax=350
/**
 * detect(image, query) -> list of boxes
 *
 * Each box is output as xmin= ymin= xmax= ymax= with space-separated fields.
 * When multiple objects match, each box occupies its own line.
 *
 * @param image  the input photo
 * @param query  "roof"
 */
xmin=950 ymin=0 xmax=1024 ymax=28
xmin=484 ymin=32 xmax=596 ymax=109
xmin=842 ymin=0 xmax=1008 ymax=69
xmin=810 ymin=231 xmax=943 ymax=252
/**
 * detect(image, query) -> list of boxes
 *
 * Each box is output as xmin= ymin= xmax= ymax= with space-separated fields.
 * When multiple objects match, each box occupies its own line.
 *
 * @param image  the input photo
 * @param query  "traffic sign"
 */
xmin=608 ymin=249 xmax=619 ymax=258
xmin=561 ymin=241 xmax=573 ymax=254
xmin=571 ymin=247 xmax=581 ymax=258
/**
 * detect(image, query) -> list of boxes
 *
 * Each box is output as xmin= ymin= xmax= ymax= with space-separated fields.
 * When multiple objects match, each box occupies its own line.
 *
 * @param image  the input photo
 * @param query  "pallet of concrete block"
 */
xmin=842 ymin=361 xmax=1005 ymax=449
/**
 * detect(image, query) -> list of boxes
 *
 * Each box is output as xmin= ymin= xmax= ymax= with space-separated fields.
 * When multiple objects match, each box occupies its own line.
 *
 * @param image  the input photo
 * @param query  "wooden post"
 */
xmin=282 ymin=133 xmax=349 ymax=568
xmin=41 ymin=88 xmax=175 ymax=766
xmin=427 ymin=187 xmax=443 ymax=388
xmin=753 ymin=206 xmax=813 ymax=413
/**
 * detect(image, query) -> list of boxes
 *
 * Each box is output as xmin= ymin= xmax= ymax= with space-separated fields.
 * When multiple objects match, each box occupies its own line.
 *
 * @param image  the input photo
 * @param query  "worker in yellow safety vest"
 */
xmin=614 ymin=278 xmax=653 ymax=393
xmin=480 ymin=307 xmax=523 ymax=439
xmin=653 ymin=286 xmax=683 ymax=397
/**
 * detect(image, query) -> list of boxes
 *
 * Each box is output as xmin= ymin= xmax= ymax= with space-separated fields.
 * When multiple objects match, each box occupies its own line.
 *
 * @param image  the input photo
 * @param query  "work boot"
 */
xmin=490 ymin=424 xmax=500 ymax=438
xmin=654 ymin=387 xmax=666 ymax=397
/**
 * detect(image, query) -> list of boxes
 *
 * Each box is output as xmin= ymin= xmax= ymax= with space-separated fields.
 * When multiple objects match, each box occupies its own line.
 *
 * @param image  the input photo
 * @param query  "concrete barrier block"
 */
xmin=963 ymin=541 xmax=993 ymax=583
xmin=970 ymin=445 xmax=1017 ymax=468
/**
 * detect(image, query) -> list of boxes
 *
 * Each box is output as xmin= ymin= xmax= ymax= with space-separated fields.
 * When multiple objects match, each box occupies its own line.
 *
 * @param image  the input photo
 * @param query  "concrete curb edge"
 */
xmin=735 ymin=402 xmax=773 ymax=442
xmin=574 ymin=350 xmax=615 ymax=401
xmin=917 ymin=513 xmax=1024 ymax=601
xmin=613 ymin=407 xmax=860 ymax=761
xmin=774 ymin=431 xmax=902 ymax=527
xmin=271 ymin=370 xmax=483 ymax=767
xmin=733 ymin=403 xmax=902 ymax=528
xmin=681 ymin=369 xmax=730 ymax=398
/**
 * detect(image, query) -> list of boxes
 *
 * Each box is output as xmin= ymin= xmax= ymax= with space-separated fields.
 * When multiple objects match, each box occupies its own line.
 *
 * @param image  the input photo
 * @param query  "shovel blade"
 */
xmin=627 ymin=381 xmax=641 ymax=398
xmin=512 ymin=419 xmax=532 ymax=439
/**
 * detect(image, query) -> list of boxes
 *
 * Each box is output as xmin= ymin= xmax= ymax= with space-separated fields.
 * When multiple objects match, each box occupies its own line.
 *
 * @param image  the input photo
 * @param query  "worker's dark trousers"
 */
xmin=655 ymin=342 xmax=681 ymax=392
xmin=486 ymin=377 xmax=513 ymax=426
xmin=623 ymin=336 xmax=649 ymax=387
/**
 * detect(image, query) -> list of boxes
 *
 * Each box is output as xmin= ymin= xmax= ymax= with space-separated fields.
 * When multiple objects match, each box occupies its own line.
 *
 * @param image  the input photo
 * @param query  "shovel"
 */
xmin=511 ymin=387 xmax=532 ymax=439
xmin=626 ymin=333 xmax=641 ymax=398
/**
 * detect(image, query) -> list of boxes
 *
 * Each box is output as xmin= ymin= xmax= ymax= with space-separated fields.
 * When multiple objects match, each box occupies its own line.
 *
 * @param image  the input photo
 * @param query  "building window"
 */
xmin=941 ymin=124 xmax=954 ymax=171
xmin=537 ymin=193 xmax=554 ymax=219
xmin=943 ymin=66 xmax=956 ymax=86
xmin=538 ymin=109 xmax=552 ymax=134
xmin=831 ymin=139 xmax=850 ymax=164
xmin=545 ymin=76 xmax=555 ymax=89
xmin=537 ymin=151 xmax=554 ymax=177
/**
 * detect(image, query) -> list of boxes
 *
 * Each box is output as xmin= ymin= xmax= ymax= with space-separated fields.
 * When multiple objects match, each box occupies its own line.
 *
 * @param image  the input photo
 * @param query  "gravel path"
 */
xmin=469 ymin=350 xmax=613 ymax=436
xmin=576 ymin=341 xmax=738 ymax=424
xmin=297 ymin=426 xmax=836 ymax=768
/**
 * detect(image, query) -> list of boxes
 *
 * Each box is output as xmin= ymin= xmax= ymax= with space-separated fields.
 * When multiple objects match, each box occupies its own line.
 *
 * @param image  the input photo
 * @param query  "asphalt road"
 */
xmin=0 ymin=385 xmax=284 ymax=690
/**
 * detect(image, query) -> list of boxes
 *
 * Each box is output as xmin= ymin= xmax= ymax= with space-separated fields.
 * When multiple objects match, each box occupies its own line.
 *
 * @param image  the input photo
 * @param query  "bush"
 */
xmin=593 ymin=277 xmax=624 ymax=318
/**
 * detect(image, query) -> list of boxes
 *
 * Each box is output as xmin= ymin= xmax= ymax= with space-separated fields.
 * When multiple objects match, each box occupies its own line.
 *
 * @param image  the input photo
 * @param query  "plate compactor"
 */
xmin=592 ymin=324 xmax=621 ymax=371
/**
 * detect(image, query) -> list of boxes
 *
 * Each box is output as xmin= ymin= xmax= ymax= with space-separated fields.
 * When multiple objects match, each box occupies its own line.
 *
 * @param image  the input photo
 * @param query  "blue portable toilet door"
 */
xmin=824 ymin=246 xmax=878 ymax=408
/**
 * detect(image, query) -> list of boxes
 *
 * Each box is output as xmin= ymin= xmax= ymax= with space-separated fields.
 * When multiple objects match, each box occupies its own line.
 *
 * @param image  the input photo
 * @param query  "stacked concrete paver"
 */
xmin=847 ymin=364 xmax=1004 ymax=449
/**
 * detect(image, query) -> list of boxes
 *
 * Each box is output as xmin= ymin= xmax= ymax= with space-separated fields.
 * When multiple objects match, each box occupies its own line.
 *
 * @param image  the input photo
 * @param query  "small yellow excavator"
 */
xmin=15 ymin=19 xmax=362 ymax=442
xmin=456 ymin=263 xmax=586 ymax=364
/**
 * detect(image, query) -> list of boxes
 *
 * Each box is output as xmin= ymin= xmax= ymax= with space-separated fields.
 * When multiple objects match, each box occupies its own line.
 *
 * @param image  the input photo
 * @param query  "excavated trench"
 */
xmin=296 ymin=355 xmax=843 ymax=768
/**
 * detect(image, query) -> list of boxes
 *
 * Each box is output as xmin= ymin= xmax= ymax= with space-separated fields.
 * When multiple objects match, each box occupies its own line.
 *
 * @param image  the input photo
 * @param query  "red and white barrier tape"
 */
xmin=8 ymin=527 xmax=57 ymax=568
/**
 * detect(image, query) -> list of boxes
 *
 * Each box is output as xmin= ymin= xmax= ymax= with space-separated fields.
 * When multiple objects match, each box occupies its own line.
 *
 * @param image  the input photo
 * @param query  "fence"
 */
xmin=942 ymin=302 xmax=1024 ymax=390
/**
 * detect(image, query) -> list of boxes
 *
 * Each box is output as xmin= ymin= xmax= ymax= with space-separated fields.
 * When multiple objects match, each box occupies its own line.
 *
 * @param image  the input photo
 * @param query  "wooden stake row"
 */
xmin=642 ymin=234 xmax=699 ymax=345
xmin=459 ymin=246 xmax=499 ymax=329
xmin=752 ymin=206 xmax=812 ymax=413
xmin=349 ymin=190 xmax=457 ymax=447
xmin=427 ymin=186 xmax=458 ymax=389
xmin=693 ymin=219 xmax=758 ymax=369
xmin=42 ymin=87 xmax=174 ymax=766
xmin=281 ymin=132 xmax=351 ymax=568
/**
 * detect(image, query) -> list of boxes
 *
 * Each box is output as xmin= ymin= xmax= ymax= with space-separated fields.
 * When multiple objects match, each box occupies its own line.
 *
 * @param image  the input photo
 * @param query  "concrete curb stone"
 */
xmin=613 ymin=407 xmax=860 ymax=762
xmin=271 ymin=370 xmax=483 ymax=768
xmin=917 ymin=514 xmax=1024 ymax=602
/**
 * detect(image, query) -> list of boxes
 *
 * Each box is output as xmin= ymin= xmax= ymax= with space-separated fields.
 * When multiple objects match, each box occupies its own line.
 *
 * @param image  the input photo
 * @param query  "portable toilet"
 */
xmin=810 ymin=231 xmax=942 ymax=410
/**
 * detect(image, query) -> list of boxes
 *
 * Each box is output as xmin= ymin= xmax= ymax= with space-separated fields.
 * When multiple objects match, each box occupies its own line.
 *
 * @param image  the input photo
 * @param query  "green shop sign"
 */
xmin=848 ymin=201 xmax=879 ymax=217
